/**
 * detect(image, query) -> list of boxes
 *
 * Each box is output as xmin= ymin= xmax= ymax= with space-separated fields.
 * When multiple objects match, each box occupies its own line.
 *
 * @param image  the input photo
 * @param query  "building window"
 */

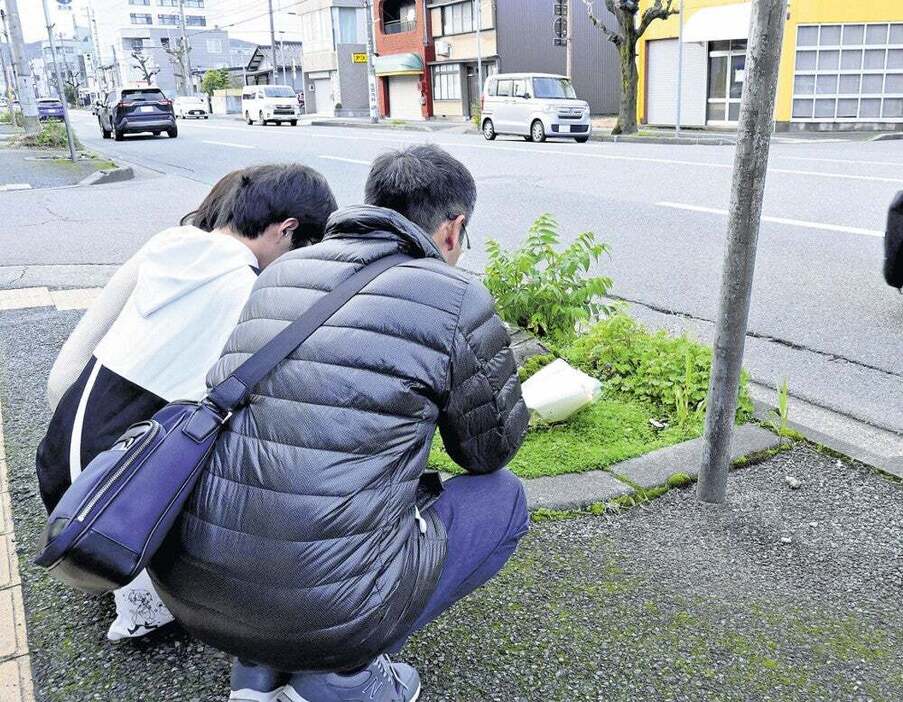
xmin=157 ymin=14 xmax=179 ymax=25
xmin=183 ymin=0 xmax=204 ymax=7
xmin=186 ymin=15 xmax=206 ymax=26
xmin=130 ymin=13 xmax=152 ymax=25
xmin=157 ymin=0 xmax=178 ymax=5
xmin=441 ymin=1 xmax=474 ymax=36
xmin=206 ymin=39 xmax=223 ymax=54
xmin=130 ymin=38 xmax=144 ymax=51
xmin=432 ymin=63 xmax=461 ymax=100
xmin=792 ymin=22 xmax=903 ymax=121
xmin=382 ymin=1 xmax=416 ymax=35
xmin=128 ymin=0 xmax=150 ymax=5
xmin=333 ymin=7 xmax=364 ymax=44
xmin=300 ymin=8 xmax=333 ymax=53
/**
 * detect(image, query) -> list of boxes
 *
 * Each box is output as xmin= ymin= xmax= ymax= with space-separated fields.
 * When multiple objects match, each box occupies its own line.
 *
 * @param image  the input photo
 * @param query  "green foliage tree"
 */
xmin=484 ymin=213 xmax=613 ymax=341
xmin=201 ymin=68 xmax=231 ymax=96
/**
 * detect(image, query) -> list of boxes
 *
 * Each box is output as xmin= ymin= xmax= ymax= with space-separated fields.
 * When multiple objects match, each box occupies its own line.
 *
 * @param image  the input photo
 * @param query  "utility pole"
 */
xmin=111 ymin=44 xmax=120 ymax=88
xmin=177 ymin=0 xmax=194 ymax=94
xmin=267 ymin=0 xmax=277 ymax=85
xmin=280 ymin=33 xmax=287 ymax=84
xmin=697 ymin=0 xmax=788 ymax=504
xmin=364 ymin=0 xmax=378 ymax=122
xmin=2 ymin=1 xmax=39 ymax=135
xmin=0 ymin=9 xmax=19 ymax=90
xmin=475 ymin=0 xmax=482 ymax=86
xmin=86 ymin=5 xmax=104 ymax=97
xmin=675 ymin=0 xmax=683 ymax=136
xmin=565 ymin=0 xmax=572 ymax=79
xmin=41 ymin=0 xmax=78 ymax=160
xmin=0 ymin=31 xmax=13 ymax=106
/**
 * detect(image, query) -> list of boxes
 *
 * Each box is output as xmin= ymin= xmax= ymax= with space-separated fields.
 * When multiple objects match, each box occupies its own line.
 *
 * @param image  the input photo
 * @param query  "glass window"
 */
xmin=860 ymin=98 xmax=881 ymax=117
xmin=183 ymin=0 xmax=203 ymax=7
xmin=795 ymin=51 xmax=817 ymax=71
xmin=710 ymin=40 xmax=731 ymax=52
xmin=129 ymin=13 xmax=151 ymax=24
xmin=728 ymin=102 xmax=740 ymax=121
xmin=840 ymin=50 xmax=862 ymax=70
xmin=865 ymin=24 xmax=888 ymax=45
xmin=128 ymin=0 xmax=149 ymax=5
xmin=442 ymin=2 xmax=473 ymax=35
xmin=432 ymin=63 xmax=461 ymax=100
xmin=815 ymin=74 xmax=837 ymax=94
xmin=792 ymin=99 xmax=813 ymax=118
xmin=532 ymin=77 xmax=577 ymax=99
xmin=264 ymin=86 xmax=295 ymax=97
xmin=891 ymin=24 xmax=903 ymax=44
xmin=817 ymin=50 xmax=839 ymax=70
xmin=496 ymin=79 xmax=511 ymax=97
xmin=512 ymin=80 xmax=527 ymax=97
xmin=485 ymin=79 xmax=496 ymax=97
xmin=842 ymin=25 xmax=864 ymax=45
xmin=888 ymin=49 xmax=903 ymax=69
xmin=864 ymin=49 xmax=886 ymax=70
xmin=185 ymin=15 xmax=206 ymax=26
xmin=709 ymin=56 xmax=727 ymax=98
xmin=836 ymin=98 xmax=858 ymax=117
xmin=158 ymin=14 xmax=179 ymax=25
xmin=862 ymin=74 xmax=884 ymax=93
xmin=886 ymin=74 xmax=903 ymax=93
xmin=121 ymin=88 xmax=165 ymax=101
xmin=335 ymin=7 xmax=362 ymax=43
xmin=793 ymin=75 xmax=815 ymax=95
xmin=814 ymin=99 xmax=836 ymax=118
xmin=729 ymin=55 xmax=745 ymax=98
xmin=706 ymin=102 xmax=725 ymax=121
xmin=883 ymin=98 xmax=903 ymax=117
xmin=839 ymin=74 xmax=860 ymax=94
xmin=797 ymin=27 xmax=818 ymax=47
xmin=819 ymin=25 xmax=841 ymax=45
xmin=158 ymin=0 xmax=177 ymax=5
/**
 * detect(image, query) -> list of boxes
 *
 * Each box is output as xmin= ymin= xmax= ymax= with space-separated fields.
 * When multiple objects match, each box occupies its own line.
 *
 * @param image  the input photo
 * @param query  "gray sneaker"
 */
xmin=279 ymin=655 xmax=421 ymax=702
xmin=229 ymin=659 xmax=289 ymax=702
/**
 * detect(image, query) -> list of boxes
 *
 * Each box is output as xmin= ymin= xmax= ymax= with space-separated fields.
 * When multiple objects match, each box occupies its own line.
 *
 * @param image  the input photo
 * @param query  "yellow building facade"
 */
xmin=636 ymin=0 xmax=903 ymax=130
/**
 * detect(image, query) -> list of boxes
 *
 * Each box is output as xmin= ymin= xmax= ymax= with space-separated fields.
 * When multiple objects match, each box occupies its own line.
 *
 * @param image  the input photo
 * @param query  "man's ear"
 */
xmin=278 ymin=217 xmax=300 ymax=240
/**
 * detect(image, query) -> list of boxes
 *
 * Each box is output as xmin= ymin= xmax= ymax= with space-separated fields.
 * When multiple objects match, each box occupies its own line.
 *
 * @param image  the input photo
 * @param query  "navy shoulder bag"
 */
xmin=34 ymin=253 xmax=410 ymax=594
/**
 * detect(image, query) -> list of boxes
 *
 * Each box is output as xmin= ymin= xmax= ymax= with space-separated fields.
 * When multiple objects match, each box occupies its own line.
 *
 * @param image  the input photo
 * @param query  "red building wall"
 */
xmin=374 ymin=0 xmax=435 ymax=119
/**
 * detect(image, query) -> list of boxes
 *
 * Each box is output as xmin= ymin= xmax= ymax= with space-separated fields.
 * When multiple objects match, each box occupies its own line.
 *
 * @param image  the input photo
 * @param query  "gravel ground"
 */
xmin=2 ymin=307 xmax=901 ymax=702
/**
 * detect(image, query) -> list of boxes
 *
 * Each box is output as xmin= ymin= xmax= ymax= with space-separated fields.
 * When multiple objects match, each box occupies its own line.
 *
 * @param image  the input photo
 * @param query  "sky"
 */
xmin=10 ymin=0 xmax=302 ymax=45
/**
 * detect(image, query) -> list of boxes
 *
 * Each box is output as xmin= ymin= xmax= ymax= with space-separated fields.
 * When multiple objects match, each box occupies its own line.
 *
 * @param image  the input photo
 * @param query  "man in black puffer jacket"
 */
xmin=151 ymin=145 xmax=530 ymax=702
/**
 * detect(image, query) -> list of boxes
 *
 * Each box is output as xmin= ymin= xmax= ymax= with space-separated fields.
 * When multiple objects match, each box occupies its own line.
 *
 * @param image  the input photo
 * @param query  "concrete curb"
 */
xmin=309 ymin=119 xmax=476 ymax=134
xmin=78 ymin=166 xmax=134 ymax=186
xmin=591 ymin=133 xmax=736 ymax=146
xmin=523 ymin=424 xmax=782 ymax=511
xmin=870 ymin=132 xmax=903 ymax=141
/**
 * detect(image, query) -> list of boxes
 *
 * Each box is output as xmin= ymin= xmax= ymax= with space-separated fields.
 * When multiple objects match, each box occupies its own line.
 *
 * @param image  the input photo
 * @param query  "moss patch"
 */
xmin=429 ymin=393 xmax=701 ymax=479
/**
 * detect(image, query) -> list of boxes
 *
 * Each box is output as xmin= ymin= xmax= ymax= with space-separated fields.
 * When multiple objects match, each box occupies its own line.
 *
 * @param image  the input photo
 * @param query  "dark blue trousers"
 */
xmin=390 ymin=468 xmax=529 ymax=652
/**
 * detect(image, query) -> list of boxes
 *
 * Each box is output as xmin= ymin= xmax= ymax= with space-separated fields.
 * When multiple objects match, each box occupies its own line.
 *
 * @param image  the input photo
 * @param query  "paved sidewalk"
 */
xmin=0 ymin=151 xmax=114 ymax=191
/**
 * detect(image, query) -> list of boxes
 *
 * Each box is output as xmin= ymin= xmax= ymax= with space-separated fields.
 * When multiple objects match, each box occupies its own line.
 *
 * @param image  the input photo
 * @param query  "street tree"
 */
xmin=163 ymin=40 xmax=190 ymax=93
xmin=200 ymin=67 xmax=230 ymax=97
xmin=130 ymin=49 xmax=159 ymax=86
xmin=581 ymin=0 xmax=678 ymax=134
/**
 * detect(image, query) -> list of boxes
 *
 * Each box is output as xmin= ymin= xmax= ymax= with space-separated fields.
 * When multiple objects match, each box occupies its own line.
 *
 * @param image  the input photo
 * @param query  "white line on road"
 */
xmin=201 ymin=140 xmax=255 ymax=149
xmin=656 ymin=201 xmax=884 ymax=238
xmin=0 ymin=184 xmax=32 ymax=192
xmin=319 ymin=155 xmax=370 ymax=165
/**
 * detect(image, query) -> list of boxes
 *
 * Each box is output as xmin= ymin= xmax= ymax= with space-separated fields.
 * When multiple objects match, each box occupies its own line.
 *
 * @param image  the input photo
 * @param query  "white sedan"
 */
xmin=174 ymin=96 xmax=209 ymax=119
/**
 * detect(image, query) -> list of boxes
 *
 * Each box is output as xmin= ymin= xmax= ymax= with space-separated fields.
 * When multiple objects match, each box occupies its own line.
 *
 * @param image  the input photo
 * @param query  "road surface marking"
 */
xmin=656 ymin=202 xmax=883 ymax=238
xmin=770 ymin=154 xmax=903 ymax=168
xmin=0 ymin=184 xmax=32 ymax=192
xmin=319 ymin=155 xmax=370 ymax=165
xmin=201 ymin=140 xmax=255 ymax=149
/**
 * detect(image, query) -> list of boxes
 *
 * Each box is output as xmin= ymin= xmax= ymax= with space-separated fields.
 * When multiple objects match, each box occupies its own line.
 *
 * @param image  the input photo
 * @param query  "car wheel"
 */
xmin=167 ymin=127 xmax=178 ymax=138
xmin=99 ymin=118 xmax=111 ymax=139
xmin=204 ymin=115 xmax=209 ymax=119
xmin=482 ymin=119 xmax=496 ymax=141
xmin=259 ymin=111 xmax=266 ymax=126
xmin=289 ymin=119 xmax=298 ymax=126
xmin=113 ymin=129 xmax=124 ymax=141
xmin=152 ymin=131 xmax=160 ymax=136
xmin=530 ymin=120 xmax=546 ymax=143
xmin=575 ymin=136 xmax=589 ymax=143
xmin=245 ymin=111 xmax=253 ymax=125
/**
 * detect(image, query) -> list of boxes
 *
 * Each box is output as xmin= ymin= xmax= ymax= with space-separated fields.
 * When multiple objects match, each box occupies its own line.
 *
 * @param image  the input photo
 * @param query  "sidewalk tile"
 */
xmin=0 ymin=657 xmax=34 ymax=702
xmin=0 ymin=533 xmax=16 ymax=590
xmin=49 ymin=287 xmax=101 ymax=311
xmin=0 ymin=587 xmax=28 ymax=659
xmin=0 ymin=493 xmax=9 ymax=536
xmin=524 ymin=470 xmax=633 ymax=511
xmin=0 ymin=289 xmax=53 ymax=312
xmin=609 ymin=424 xmax=781 ymax=490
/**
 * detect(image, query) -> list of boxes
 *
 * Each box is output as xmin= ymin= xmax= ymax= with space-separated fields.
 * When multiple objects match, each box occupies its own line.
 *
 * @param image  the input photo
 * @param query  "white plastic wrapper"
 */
xmin=521 ymin=359 xmax=602 ymax=424
xmin=107 ymin=569 xmax=174 ymax=641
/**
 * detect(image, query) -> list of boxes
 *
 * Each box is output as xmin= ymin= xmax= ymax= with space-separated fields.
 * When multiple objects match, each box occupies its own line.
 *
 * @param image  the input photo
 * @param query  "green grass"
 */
xmin=429 ymin=392 xmax=700 ymax=480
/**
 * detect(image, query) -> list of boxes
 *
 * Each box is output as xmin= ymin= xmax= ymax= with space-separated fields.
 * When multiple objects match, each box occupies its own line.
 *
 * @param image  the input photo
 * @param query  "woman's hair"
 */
xmin=179 ymin=170 xmax=242 ymax=232
xmin=180 ymin=164 xmax=338 ymax=249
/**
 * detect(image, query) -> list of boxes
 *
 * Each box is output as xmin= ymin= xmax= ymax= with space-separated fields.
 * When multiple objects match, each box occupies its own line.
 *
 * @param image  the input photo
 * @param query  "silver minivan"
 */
xmin=480 ymin=73 xmax=591 ymax=143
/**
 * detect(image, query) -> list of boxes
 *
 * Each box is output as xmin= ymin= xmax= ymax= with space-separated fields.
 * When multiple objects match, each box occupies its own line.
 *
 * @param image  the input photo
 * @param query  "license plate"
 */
xmin=559 ymin=124 xmax=570 ymax=133
xmin=140 ymin=106 xmax=154 ymax=113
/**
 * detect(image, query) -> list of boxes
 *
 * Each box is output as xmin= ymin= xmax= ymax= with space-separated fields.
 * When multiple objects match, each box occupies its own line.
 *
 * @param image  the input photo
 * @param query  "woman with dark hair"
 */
xmin=38 ymin=164 xmax=338 ymax=642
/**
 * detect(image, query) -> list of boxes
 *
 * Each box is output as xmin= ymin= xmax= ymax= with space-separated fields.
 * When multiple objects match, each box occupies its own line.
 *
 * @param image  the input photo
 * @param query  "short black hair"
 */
xmin=180 ymin=170 xmax=242 ymax=232
xmin=364 ymin=144 xmax=477 ymax=236
xmin=223 ymin=164 xmax=337 ymax=248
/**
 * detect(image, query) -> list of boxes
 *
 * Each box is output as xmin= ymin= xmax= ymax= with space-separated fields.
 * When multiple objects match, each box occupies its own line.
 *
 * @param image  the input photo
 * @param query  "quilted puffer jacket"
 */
xmin=151 ymin=205 xmax=528 ymax=672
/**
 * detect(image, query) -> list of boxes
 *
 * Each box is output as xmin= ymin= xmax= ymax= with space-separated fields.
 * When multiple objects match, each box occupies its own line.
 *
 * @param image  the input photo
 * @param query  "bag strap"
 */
xmin=206 ymin=253 xmax=411 ymax=412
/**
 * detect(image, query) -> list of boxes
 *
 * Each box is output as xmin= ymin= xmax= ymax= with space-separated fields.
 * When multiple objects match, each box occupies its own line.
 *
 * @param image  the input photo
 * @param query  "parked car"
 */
xmin=884 ymin=191 xmax=903 ymax=290
xmin=241 ymin=85 xmax=300 ymax=126
xmin=37 ymin=98 xmax=65 ymax=121
xmin=174 ymin=95 xmax=209 ymax=119
xmin=97 ymin=87 xmax=177 ymax=141
xmin=480 ymin=73 xmax=591 ymax=143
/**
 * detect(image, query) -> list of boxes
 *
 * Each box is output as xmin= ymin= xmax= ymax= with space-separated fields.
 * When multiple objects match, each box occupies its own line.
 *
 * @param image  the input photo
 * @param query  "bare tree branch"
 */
xmin=130 ymin=50 xmax=159 ymax=85
xmin=581 ymin=0 xmax=623 ymax=46
xmin=638 ymin=0 xmax=678 ymax=38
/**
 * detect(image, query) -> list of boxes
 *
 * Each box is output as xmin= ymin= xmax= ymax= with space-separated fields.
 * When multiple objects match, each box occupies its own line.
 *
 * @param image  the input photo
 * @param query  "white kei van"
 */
xmin=480 ymin=73 xmax=591 ymax=143
xmin=241 ymin=85 xmax=301 ymax=126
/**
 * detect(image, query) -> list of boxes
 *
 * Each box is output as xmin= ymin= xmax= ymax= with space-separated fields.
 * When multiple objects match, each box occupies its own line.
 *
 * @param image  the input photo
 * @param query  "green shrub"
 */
xmin=518 ymin=353 xmax=556 ymax=382
xmin=0 ymin=109 xmax=22 ymax=126
xmin=470 ymin=100 xmax=481 ymax=128
xmin=13 ymin=120 xmax=81 ymax=150
xmin=484 ymin=214 xmax=613 ymax=341
xmin=563 ymin=313 xmax=753 ymax=426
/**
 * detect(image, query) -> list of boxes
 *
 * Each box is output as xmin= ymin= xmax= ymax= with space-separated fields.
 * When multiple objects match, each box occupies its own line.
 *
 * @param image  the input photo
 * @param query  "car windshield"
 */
xmin=38 ymin=100 xmax=62 ymax=105
xmin=122 ymin=89 xmax=165 ymax=102
xmin=532 ymin=77 xmax=577 ymax=99
xmin=264 ymin=86 xmax=295 ymax=98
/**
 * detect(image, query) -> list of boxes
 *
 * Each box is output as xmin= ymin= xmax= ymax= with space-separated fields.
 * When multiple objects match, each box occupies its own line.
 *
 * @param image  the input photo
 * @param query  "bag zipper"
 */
xmin=76 ymin=422 xmax=160 ymax=522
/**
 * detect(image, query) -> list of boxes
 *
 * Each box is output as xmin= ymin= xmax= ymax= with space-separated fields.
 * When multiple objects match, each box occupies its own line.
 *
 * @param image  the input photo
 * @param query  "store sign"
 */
xmin=351 ymin=52 xmax=368 ymax=64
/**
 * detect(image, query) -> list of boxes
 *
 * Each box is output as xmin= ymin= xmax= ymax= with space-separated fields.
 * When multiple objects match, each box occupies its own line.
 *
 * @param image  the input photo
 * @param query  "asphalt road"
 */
xmin=1 ymin=109 xmax=901 ymax=439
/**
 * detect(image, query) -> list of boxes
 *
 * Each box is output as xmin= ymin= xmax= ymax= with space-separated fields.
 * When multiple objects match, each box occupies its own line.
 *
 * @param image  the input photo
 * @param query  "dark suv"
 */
xmin=97 ymin=87 xmax=177 ymax=141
